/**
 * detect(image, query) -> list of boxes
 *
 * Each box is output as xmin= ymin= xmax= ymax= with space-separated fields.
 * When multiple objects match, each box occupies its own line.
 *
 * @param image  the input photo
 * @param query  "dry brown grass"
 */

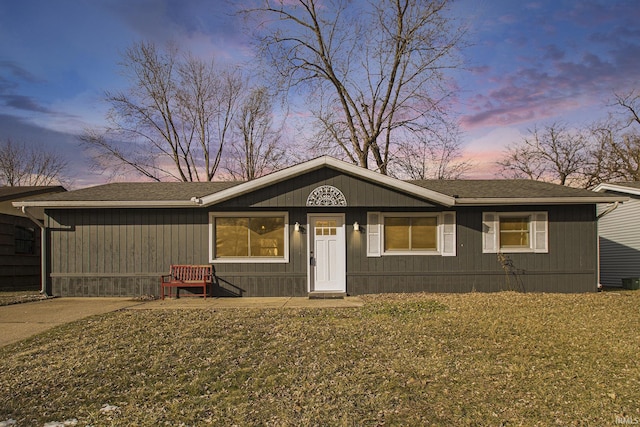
xmin=1 ymin=290 xmax=639 ymax=426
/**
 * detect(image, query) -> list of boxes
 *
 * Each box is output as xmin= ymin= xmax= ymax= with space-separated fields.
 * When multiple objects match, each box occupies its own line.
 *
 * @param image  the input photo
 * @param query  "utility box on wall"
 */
xmin=622 ymin=278 xmax=640 ymax=290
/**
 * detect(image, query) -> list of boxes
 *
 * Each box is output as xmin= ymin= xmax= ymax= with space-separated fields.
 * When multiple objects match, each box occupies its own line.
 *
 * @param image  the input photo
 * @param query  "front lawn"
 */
xmin=1 ymin=291 xmax=639 ymax=425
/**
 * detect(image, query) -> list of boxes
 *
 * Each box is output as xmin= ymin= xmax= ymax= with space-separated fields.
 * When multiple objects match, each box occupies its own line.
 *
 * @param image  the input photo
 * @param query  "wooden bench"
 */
xmin=160 ymin=265 xmax=213 ymax=300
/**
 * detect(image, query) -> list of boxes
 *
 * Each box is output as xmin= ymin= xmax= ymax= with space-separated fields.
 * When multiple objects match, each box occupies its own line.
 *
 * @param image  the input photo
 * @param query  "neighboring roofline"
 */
xmin=0 ymin=185 xmax=66 ymax=203
xmin=198 ymin=156 xmax=457 ymax=207
xmin=456 ymin=196 xmax=628 ymax=206
xmin=593 ymin=183 xmax=640 ymax=197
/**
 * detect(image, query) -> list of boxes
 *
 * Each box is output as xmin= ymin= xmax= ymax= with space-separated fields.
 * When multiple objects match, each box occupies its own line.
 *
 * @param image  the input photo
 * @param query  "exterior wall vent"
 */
xmin=306 ymin=185 xmax=347 ymax=207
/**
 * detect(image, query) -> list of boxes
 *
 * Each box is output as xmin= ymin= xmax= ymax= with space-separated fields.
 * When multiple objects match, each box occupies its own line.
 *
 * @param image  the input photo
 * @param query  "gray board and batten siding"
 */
xmin=597 ymin=186 xmax=640 ymax=287
xmin=44 ymin=167 xmax=601 ymax=297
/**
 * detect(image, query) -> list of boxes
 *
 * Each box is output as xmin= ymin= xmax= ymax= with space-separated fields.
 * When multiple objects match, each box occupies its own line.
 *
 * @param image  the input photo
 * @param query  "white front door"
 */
xmin=309 ymin=214 xmax=346 ymax=292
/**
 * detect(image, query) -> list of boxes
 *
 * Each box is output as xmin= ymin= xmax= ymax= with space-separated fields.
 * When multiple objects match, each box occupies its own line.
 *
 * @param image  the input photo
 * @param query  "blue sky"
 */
xmin=1 ymin=0 xmax=638 ymax=187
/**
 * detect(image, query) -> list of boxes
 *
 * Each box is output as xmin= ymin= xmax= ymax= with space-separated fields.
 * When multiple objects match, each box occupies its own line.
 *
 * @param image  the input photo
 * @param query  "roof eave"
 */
xmin=13 ymin=200 xmax=196 ymax=209
xmin=455 ymin=196 xmax=629 ymax=206
xmin=593 ymin=183 xmax=640 ymax=197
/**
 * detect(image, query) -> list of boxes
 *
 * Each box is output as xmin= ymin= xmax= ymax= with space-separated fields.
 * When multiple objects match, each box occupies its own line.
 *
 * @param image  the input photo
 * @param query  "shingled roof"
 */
xmin=0 ymin=186 xmax=66 ymax=202
xmin=22 ymin=181 xmax=241 ymax=202
xmin=409 ymin=179 xmax=606 ymax=199
xmin=13 ymin=157 xmax=625 ymax=208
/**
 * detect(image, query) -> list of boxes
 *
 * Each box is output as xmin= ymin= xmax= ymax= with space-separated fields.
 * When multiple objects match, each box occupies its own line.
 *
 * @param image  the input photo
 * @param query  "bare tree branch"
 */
xmin=225 ymin=87 xmax=288 ymax=180
xmin=244 ymin=0 xmax=465 ymax=175
xmin=391 ymin=122 xmax=471 ymax=179
xmin=497 ymin=123 xmax=592 ymax=187
xmin=0 ymin=138 xmax=68 ymax=186
xmin=81 ymin=41 xmax=243 ymax=182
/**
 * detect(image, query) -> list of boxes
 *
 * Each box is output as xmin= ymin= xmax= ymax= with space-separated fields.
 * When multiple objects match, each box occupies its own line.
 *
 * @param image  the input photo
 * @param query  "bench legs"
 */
xmin=160 ymin=283 xmax=208 ymax=300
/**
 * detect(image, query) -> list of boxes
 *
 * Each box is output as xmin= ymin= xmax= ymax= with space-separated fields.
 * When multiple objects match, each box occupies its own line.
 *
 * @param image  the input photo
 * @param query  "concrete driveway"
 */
xmin=0 ymin=296 xmax=364 ymax=347
xmin=0 ymin=298 xmax=143 ymax=347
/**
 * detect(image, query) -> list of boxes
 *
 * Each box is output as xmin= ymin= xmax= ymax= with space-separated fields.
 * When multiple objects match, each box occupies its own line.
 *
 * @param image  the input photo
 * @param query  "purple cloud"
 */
xmin=1 ymin=94 xmax=51 ymax=113
xmin=0 ymin=61 xmax=43 ymax=83
xmin=461 ymin=25 xmax=640 ymax=129
xmin=543 ymin=44 xmax=565 ymax=61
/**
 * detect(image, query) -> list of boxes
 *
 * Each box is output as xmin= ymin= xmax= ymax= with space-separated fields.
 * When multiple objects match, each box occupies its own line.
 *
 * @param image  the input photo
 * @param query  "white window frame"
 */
xmin=209 ymin=212 xmax=290 ymax=263
xmin=367 ymin=212 xmax=456 ymax=257
xmin=482 ymin=211 xmax=548 ymax=254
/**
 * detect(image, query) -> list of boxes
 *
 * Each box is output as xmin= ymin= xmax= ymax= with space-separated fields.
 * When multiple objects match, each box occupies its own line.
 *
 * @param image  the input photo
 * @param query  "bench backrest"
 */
xmin=170 ymin=265 xmax=213 ymax=281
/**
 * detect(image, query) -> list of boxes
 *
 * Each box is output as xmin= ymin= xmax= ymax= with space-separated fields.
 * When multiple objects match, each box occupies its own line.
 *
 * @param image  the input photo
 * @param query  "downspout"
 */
xmin=21 ymin=206 xmax=48 ymax=296
xmin=597 ymin=201 xmax=619 ymax=219
xmin=595 ymin=202 xmax=620 ymax=290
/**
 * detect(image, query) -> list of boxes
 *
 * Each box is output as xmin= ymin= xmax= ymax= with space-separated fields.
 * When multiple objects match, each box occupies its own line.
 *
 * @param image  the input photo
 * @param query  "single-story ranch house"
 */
xmin=14 ymin=156 xmax=625 ymax=297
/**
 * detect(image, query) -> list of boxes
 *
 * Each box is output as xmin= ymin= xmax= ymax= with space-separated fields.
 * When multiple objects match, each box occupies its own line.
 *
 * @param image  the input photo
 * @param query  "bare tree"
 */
xmin=616 ymin=90 xmax=640 ymax=128
xmin=391 ymin=123 xmax=471 ymax=179
xmin=225 ymin=87 xmax=287 ymax=181
xmin=589 ymin=129 xmax=640 ymax=184
xmin=0 ymin=138 xmax=68 ymax=186
xmin=584 ymin=92 xmax=640 ymax=185
xmin=81 ymin=41 xmax=244 ymax=182
xmin=245 ymin=0 xmax=464 ymax=175
xmin=497 ymin=123 xmax=592 ymax=187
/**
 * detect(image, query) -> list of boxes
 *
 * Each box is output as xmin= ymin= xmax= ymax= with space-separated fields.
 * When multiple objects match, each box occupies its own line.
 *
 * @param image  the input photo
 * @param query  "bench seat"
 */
xmin=160 ymin=264 xmax=213 ymax=300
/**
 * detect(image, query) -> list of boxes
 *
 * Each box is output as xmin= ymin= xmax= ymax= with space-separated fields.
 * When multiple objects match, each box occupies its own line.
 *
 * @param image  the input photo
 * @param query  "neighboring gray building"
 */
xmin=0 ymin=186 xmax=66 ymax=290
xmin=15 ymin=157 xmax=624 ymax=297
xmin=595 ymin=182 xmax=640 ymax=287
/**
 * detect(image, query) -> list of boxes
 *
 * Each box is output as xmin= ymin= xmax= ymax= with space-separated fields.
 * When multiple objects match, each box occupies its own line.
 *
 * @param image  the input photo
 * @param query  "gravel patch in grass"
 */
xmin=1 ymin=290 xmax=639 ymax=425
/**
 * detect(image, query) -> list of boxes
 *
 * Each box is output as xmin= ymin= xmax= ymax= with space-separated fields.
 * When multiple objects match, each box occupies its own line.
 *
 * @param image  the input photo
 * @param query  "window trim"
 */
xmin=483 ymin=211 xmax=548 ymax=254
xmin=376 ymin=212 xmax=456 ymax=257
xmin=209 ymin=212 xmax=290 ymax=263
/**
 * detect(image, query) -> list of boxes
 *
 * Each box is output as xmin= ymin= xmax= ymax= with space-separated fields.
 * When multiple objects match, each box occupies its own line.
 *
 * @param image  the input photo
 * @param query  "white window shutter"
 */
xmin=482 ymin=212 xmax=497 ymax=253
xmin=533 ymin=211 xmax=548 ymax=253
xmin=441 ymin=212 xmax=456 ymax=256
xmin=367 ymin=212 xmax=381 ymax=257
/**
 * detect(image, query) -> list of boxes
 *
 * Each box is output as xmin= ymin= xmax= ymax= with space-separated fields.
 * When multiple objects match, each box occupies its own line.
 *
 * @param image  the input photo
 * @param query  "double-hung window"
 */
xmin=367 ymin=212 xmax=456 ymax=257
xmin=15 ymin=226 xmax=36 ymax=255
xmin=483 ymin=212 xmax=548 ymax=253
xmin=384 ymin=216 xmax=438 ymax=252
xmin=209 ymin=213 xmax=289 ymax=263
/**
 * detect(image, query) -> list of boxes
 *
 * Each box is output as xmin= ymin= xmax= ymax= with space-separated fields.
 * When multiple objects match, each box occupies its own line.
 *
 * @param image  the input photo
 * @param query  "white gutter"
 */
xmin=455 ymin=196 xmax=627 ymax=205
xmin=13 ymin=200 xmax=197 ymax=209
xmin=593 ymin=183 xmax=640 ymax=197
xmin=21 ymin=207 xmax=48 ymax=296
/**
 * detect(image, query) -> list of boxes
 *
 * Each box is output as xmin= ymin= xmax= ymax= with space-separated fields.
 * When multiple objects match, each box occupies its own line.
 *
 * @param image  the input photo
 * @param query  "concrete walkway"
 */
xmin=131 ymin=296 xmax=364 ymax=310
xmin=0 ymin=296 xmax=364 ymax=347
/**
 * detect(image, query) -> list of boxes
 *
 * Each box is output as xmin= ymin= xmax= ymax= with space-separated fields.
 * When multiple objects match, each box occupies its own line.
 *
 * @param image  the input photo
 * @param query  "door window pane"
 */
xmin=315 ymin=220 xmax=337 ymax=236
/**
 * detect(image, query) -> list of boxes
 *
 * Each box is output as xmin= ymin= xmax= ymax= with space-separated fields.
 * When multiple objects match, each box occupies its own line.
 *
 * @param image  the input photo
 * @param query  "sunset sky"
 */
xmin=1 ymin=0 xmax=638 ymax=188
